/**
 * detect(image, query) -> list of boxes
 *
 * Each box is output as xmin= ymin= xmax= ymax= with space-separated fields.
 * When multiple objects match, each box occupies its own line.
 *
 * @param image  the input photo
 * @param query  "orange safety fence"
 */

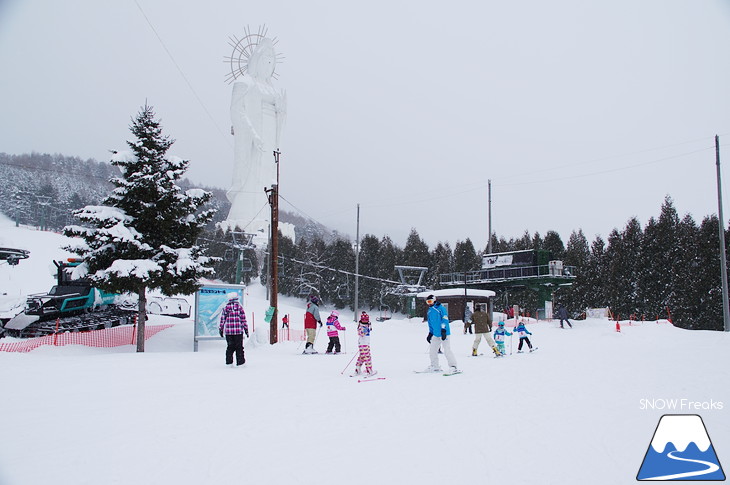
xmin=0 ymin=324 xmax=174 ymax=353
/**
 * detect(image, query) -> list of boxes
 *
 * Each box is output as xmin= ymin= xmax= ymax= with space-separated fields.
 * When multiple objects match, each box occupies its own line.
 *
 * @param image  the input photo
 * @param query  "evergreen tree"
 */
xmin=453 ymin=238 xmax=480 ymax=273
xmin=378 ymin=236 xmax=401 ymax=313
xmin=543 ymin=230 xmax=566 ymax=260
xmin=277 ymin=233 xmax=297 ymax=296
xmin=621 ymin=217 xmax=643 ymax=316
xmin=696 ymin=216 xmax=725 ymax=329
xmin=584 ymin=236 xmax=607 ymax=308
xmin=402 ymin=229 xmax=431 ymax=269
xmin=429 ymin=242 xmax=453 ymax=290
xmin=638 ymin=197 xmax=679 ymax=320
xmin=561 ymin=230 xmax=590 ymax=312
xmin=326 ymin=238 xmax=355 ymax=309
xmin=64 ymin=104 xmax=215 ymax=351
xmin=531 ymin=231 xmax=543 ymax=251
xmin=670 ymin=214 xmax=701 ymax=328
xmin=358 ymin=234 xmax=381 ymax=311
xmin=515 ymin=230 xmax=532 ymax=250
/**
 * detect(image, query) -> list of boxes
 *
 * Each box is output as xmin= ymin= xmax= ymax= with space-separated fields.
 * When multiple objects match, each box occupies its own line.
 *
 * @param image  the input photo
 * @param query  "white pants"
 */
xmin=430 ymin=336 xmax=457 ymax=369
xmin=473 ymin=332 xmax=496 ymax=350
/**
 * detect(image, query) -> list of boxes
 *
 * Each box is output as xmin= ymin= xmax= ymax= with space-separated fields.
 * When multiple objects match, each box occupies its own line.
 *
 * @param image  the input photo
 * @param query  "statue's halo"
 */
xmin=224 ymin=25 xmax=284 ymax=84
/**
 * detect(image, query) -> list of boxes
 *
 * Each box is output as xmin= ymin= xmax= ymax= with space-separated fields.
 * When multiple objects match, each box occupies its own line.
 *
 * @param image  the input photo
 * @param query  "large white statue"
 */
xmin=226 ymin=32 xmax=286 ymax=236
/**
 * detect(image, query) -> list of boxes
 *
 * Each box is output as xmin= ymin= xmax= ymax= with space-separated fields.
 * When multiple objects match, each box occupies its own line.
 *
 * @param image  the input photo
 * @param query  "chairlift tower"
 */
xmin=230 ymin=231 xmax=255 ymax=284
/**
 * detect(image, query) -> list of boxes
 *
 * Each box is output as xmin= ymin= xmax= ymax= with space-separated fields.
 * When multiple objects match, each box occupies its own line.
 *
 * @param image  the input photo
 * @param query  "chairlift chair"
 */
xmin=376 ymin=304 xmax=391 ymax=322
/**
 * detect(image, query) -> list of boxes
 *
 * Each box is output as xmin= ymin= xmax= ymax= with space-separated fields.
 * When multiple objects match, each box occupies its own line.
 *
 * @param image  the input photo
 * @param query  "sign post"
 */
xmin=194 ymin=283 xmax=246 ymax=351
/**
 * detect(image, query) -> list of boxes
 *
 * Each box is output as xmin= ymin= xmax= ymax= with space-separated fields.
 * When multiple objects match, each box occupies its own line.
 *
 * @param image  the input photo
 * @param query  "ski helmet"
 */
xmin=498 ymin=321 xmax=505 ymax=326
xmin=330 ymin=310 xmax=339 ymax=317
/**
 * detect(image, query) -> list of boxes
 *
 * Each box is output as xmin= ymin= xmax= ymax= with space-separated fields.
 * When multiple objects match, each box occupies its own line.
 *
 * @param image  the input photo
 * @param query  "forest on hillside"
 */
xmin=1 ymin=152 xmax=727 ymax=330
xmin=232 ymin=196 xmax=726 ymax=331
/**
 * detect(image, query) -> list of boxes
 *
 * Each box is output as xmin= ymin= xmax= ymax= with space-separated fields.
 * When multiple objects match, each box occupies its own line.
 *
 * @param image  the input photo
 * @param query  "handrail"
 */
xmin=440 ymin=264 xmax=577 ymax=285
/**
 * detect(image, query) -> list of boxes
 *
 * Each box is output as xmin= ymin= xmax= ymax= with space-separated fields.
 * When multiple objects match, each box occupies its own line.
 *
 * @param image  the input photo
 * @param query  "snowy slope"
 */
xmin=1 ymin=216 xmax=729 ymax=485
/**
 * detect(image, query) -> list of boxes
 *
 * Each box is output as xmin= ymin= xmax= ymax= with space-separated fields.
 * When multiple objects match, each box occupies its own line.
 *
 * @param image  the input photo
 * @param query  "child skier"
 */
xmin=325 ymin=310 xmax=346 ymax=354
xmin=354 ymin=311 xmax=376 ymax=376
xmin=514 ymin=319 xmax=536 ymax=353
xmin=493 ymin=321 xmax=512 ymax=356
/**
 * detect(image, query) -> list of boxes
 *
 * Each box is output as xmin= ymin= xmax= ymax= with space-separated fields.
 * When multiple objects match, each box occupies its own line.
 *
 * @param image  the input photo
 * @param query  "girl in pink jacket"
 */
xmin=325 ymin=311 xmax=346 ymax=354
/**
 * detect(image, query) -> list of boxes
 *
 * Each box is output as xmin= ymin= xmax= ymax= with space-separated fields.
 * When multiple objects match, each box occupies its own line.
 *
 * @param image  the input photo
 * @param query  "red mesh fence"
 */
xmin=279 ymin=326 xmax=306 ymax=341
xmin=0 ymin=324 xmax=174 ymax=353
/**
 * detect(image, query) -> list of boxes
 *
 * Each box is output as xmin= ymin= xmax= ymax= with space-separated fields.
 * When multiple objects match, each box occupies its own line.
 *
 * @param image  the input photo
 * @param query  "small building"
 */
xmin=416 ymin=288 xmax=496 ymax=322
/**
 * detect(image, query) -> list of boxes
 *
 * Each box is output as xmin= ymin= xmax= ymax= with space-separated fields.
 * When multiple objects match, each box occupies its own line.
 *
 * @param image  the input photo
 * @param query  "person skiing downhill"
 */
xmin=514 ymin=319 xmax=535 ymax=352
xmin=325 ymin=310 xmax=346 ymax=354
xmin=303 ymin=295 xmax=322 ymax=354
xmin=424 ymin=294 xmax=458 ymax=373
xmin=354 ymin=312 xmax=376 ymax=376
xmin=493 ymin=321 xmax=512 ymax=356
xmin=218 ymin=292 xmax=249 ymax=367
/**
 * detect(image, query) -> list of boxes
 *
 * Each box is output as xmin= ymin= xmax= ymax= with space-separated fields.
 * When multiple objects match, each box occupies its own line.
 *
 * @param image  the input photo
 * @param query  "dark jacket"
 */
xmin=558 ymin=306 xmax=569 ymax=319
xmin=471 ymin=310 xmax=492 ymax=333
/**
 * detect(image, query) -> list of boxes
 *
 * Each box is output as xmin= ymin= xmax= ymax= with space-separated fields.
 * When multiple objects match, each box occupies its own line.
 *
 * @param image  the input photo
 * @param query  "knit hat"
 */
xmin=359 ymin=311 xmax=370 ymax=323
xmin=330 ymin=310 xmax=339 ymax=317
xmin=227 ymin=292 xmax=239 ymax=301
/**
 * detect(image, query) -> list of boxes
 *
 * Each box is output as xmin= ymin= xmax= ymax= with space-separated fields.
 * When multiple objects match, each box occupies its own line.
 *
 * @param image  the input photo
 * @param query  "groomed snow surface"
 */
xmin=1 ymin=216 xmax=729 ymax=485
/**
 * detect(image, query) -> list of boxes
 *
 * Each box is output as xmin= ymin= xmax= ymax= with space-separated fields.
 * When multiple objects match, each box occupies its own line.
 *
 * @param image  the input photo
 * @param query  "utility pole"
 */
xmin=715 ymin=135 xmax=730 ymax=332
xmin=266 ymin=148 xmax=282 ymax=344
xmin=487 ymin=179 xmax=492 ymax=254
xmin=355 ymin=203 xmax=360 ymax=322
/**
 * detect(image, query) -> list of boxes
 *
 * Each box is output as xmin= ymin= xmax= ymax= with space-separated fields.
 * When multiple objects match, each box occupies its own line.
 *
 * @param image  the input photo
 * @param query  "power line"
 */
xmin=133 ymin=0 xmax=230 ymax=145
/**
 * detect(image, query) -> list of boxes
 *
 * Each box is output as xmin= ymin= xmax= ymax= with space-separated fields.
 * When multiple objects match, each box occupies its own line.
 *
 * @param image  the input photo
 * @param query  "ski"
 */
xmin=413 ymin=370 xmax=443 ymax=374
xmin=358 ymin=377 xmax=386 ymax=383
xmin=443 ymin=370 xmax=463 ymax=376
xmin=469 ymin=353 xmax=485 ymax=357
xmin=529 ymin=347 xmax=539 ymax=353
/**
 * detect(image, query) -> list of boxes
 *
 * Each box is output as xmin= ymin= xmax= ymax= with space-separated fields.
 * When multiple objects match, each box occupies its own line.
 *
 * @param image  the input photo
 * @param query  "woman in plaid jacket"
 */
xmin=219 ymin=292 xmax=249 ymax=366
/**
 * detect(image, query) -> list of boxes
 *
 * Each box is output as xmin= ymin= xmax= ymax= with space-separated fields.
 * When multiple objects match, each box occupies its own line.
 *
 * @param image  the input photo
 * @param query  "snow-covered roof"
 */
xmin=416 ymin=288 xmax=495 ymax=299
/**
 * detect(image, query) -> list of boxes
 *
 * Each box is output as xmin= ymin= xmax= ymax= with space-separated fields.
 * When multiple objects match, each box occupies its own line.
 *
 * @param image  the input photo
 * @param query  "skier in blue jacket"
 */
xmin=514 ymin=320 xmax=535 ymax=352
xmin=424 ymin=294 xmax=458 ymax=373
xmin=493 ymin=321 xmax=512 ymax=356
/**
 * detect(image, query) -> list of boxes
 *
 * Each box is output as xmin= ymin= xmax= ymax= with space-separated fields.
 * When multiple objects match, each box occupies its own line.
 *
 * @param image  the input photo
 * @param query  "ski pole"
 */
xmin=341 ymin=351 xmax=358 ymax=374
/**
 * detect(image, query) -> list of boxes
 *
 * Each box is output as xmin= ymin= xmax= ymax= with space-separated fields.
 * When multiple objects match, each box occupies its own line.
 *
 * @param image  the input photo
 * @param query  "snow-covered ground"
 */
xmin=1 ymin=214 xmax=729 ymax=485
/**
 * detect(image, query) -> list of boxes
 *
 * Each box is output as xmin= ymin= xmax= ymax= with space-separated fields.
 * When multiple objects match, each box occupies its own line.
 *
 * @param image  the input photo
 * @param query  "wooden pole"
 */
xmin=269 ymin=149 xmax=281 ymax=344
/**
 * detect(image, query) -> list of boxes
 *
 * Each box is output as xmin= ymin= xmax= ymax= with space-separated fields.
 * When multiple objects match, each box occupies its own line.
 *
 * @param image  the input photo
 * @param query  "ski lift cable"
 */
xmin=267 ymin=252 xmax=402 ymax=286
xmin=494 ymin=146 xmax=715 ymax=188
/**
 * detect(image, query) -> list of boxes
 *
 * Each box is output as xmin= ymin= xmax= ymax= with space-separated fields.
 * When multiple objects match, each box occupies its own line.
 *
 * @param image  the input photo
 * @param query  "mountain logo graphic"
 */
xmin=637 ymin=414 xmax=725 ymax=481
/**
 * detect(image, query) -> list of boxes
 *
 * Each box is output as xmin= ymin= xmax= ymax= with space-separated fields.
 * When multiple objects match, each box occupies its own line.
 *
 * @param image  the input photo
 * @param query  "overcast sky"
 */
xmin=1 ymin=1 xmax=729 ymax=251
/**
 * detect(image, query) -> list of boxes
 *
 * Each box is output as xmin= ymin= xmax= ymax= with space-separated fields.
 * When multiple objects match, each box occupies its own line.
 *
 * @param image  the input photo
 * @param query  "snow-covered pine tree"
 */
xmin=429 ymin=242 xmax=453 ymax=290
xmin=562 ymin=229 xmax=590 ymax=312
xmin=453 ymin=238 xmax=480 ymax=273
xmin=64 ymin=104 xmax=215 ymax=352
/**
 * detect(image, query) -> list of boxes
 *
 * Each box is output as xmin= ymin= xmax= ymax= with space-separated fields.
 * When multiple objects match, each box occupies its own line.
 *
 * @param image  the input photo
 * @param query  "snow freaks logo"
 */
xmin=637 ymin=414 xmax=726 ymax=481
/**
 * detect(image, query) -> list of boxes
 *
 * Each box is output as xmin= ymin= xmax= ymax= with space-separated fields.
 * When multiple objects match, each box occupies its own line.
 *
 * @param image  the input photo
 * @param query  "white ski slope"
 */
xmin=1 ymin=214 xmax=728 ymax=485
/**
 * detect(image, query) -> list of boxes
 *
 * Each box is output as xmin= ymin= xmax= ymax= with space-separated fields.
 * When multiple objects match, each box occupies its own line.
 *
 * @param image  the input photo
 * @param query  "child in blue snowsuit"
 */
xmin=493 ymin=321 xmax=512 ymax=356
xmin=514 ymin=320 xmax=534 ymax=352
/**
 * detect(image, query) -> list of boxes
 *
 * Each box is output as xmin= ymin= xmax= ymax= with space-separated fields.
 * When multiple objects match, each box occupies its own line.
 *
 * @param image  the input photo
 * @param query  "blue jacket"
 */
xmin=493 ymin=327 xmax=512 ymax=342
xmin=427 ymin=302 xmax=450 ymax=336
xmin=514 ymin=322 xmax=532 ymax=338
